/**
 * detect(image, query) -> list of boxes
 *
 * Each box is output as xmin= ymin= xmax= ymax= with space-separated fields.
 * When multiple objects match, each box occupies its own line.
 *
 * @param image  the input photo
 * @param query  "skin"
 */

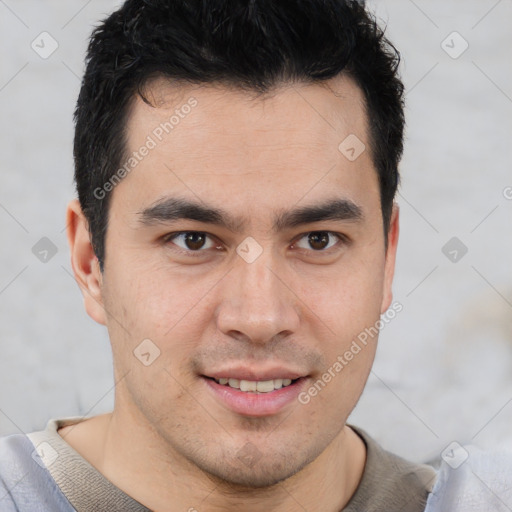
xmin=63 ymin=75 xmax=399 ymax=512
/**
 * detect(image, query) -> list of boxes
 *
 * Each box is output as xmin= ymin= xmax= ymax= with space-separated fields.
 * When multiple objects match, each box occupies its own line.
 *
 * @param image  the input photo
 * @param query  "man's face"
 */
xmin=85 ymin=76 xmax=398 ymax=487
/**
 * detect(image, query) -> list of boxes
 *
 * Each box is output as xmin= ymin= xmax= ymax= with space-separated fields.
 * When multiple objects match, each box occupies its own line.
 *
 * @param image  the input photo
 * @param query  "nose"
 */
xmin=215 ymin=249 xmax=300 ymax=345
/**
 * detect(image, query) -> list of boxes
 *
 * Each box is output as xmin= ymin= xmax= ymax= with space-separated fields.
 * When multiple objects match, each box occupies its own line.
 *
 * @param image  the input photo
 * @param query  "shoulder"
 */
xmin=344 ymin=425 xmax=437 ymax=512
xmin=425 ymin=444 xmax=512 ymax=512
xmin=0 ymin=427 xmax=75 ymax=511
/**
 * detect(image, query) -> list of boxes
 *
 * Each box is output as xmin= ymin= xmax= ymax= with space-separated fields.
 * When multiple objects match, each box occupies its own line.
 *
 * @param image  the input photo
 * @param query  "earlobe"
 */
xmin=66 ymin=199 xmax=107 ymax=326
xmin=381 ymin=203 xmax=400 ymax=314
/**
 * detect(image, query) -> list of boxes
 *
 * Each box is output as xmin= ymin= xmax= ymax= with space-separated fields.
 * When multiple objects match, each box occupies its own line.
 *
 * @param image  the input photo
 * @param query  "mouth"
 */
xmin=201 ymin=374 xmax=308 ymax=417
xmin=204 ymin=376 xmax=300 ymax=393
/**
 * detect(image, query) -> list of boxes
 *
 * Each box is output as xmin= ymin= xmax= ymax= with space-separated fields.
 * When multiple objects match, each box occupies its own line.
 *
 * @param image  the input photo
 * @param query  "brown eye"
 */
xmin=293 ymin=231 xmax=342 ymax=252
xmin=167 ymin=232 xmax=215 ymax=252
xmin=308 ymin=232 xmax=330 ymax=250
xmin=183 ymin=232 xmax=206 ymax=250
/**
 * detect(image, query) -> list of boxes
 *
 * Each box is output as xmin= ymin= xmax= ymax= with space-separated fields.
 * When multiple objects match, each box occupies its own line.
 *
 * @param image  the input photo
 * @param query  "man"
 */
xmin=1 ymin=1 xmax=510 ymax=511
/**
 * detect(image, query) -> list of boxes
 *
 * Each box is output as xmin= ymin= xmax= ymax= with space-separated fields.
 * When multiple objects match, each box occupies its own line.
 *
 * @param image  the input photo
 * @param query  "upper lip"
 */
xmin=203 ymin=366 xmax=307 ymax=381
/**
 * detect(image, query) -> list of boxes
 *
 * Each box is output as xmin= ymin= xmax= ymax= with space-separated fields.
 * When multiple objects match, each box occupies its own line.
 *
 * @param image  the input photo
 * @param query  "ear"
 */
xmin=380 ymin=203 xmax=400 ymax=314
xmin=66 ymin=199 xmax=107 ymax=325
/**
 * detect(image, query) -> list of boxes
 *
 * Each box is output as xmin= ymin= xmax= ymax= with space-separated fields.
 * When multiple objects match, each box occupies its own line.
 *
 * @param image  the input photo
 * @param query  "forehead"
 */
xmin=129 ymin=74 xmax=369 ymax=152
xmin=116 ymin=76 xmax=378 ymax=218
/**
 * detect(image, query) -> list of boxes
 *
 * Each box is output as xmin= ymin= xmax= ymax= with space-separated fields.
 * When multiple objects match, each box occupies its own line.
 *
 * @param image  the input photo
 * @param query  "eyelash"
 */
xmin=162 ymin=231 xmax=348 ymax=256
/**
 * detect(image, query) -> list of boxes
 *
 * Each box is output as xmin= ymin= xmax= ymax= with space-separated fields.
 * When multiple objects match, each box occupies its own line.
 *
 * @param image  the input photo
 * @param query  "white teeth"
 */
xmin=240 ymin=380 xmax=257 ymax=392
xmin=228 ymin=378 xmax=240 ymax=388
xmin=214 ymin=377 xmax=296 ymax=393
xmin=256 ymin=380 xmax=275 ymax=392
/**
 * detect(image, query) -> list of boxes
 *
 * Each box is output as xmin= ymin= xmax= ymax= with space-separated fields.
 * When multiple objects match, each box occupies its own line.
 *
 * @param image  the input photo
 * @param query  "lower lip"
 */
xmin=202 ymin=377 xmax=307 ymax=417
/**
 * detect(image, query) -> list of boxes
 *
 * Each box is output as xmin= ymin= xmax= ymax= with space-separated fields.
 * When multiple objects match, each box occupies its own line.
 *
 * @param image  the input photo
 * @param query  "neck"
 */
xmin=61 ymin=407 xmax=366 ymax=512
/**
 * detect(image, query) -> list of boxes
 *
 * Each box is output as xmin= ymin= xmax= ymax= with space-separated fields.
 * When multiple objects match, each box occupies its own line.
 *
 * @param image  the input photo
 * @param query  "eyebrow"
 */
xmin=137 ymin=196 xmax=363 ymax=232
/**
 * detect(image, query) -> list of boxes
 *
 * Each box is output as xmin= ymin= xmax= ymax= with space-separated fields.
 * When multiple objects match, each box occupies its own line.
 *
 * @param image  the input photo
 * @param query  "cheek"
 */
xmin=299 ymin=320 xmax=378 ymax=425
xmin=295 ymin=258 xmax=385 ymax=331
xmin=297 ymin=345 xmax=376 ymax=436
xmin=103 ymin=256 xmax=204 ymax=331
xmin=102 ymin=261 xmax=223 ymax=375
xmin=291 ymin=254 xmax=385 ymax=389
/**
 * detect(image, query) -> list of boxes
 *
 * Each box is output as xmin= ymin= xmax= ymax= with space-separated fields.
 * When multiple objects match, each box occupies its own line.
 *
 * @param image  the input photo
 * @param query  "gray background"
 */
xmin=0 ymin=0 xmax=511 ymax=464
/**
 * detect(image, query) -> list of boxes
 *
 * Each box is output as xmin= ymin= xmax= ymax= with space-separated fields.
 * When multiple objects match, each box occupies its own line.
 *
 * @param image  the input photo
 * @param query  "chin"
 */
xmin=194 ymin=443 xmax=318 ymax=490
xmin=204 ymin=460 xmax=300 ymax=489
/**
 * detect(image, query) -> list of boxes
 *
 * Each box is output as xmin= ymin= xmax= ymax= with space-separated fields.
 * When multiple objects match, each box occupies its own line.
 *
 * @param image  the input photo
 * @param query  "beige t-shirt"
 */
xmin=27 ymin=417 xmax=437 ymax=512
